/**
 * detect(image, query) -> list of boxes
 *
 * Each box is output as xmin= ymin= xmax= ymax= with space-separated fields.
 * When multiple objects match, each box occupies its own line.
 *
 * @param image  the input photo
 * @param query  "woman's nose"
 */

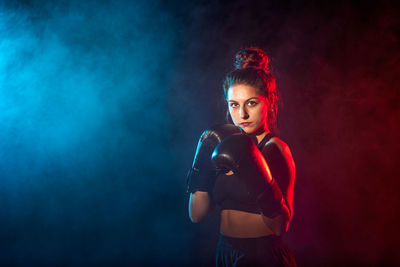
xmin=239 ymin=106 xmax=249 ymax=119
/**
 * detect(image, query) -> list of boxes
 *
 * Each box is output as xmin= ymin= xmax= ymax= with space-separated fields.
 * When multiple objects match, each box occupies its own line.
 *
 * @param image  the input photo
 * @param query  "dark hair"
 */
xmin=235 ymin=47 xmax=270 ymax=71
xmin=224 ymin=47 xmax=279 ymax=133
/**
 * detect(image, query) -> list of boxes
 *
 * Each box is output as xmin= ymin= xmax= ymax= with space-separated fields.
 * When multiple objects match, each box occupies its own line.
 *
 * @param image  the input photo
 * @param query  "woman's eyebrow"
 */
xmin=228 ymin=97 xmax=259 ymax=102
xmin=245 ymin=97 xmax=259 ymax=101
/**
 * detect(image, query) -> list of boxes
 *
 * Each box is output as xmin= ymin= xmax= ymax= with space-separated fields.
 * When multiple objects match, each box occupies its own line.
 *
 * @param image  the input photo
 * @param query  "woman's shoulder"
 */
xmin=266 ymin=137 xmax=295 ymax=168
xmin=267 ymin=137 xmax=290 ymax=153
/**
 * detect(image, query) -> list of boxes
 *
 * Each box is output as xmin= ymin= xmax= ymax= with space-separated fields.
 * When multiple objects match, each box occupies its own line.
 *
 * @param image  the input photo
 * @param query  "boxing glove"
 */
xmin=211 ymin=133 xmax=284 ymax=217
xmin=186 ymin=124 xmax=241 ymax=193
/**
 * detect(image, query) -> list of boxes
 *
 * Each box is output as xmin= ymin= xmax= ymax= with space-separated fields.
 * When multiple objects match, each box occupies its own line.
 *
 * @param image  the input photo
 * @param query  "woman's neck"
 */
xmin=250 ymin=126 xmax=271 ymax=145
xmin=255 ymin=132 xmax=268 ymax=144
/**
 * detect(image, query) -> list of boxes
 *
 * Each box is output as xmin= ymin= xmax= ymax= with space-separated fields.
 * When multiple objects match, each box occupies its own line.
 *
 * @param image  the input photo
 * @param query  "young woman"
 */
xmin=187 ymin=48 xmax=297 ymax=266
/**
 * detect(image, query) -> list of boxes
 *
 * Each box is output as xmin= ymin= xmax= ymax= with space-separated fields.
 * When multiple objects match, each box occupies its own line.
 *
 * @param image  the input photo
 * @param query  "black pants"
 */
xmin=216 ymin=234 xmax=297 ymax=267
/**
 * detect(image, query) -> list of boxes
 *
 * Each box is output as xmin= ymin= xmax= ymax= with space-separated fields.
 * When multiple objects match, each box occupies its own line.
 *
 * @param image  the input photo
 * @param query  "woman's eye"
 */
xmin=230 ymin=103 xmax=239 ymax=108
xmin=247 ymin=101 xmax=258 ymax=106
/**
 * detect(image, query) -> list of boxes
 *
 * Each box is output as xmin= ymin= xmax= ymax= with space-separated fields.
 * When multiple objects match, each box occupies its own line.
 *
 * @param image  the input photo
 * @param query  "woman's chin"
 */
xmin=241 ymin=127 xmax=256 ymax=134
xmin=235 ymin=123 xmax=261 ymax=134
xmin=246 ymin=125 xmax=266 ymax=135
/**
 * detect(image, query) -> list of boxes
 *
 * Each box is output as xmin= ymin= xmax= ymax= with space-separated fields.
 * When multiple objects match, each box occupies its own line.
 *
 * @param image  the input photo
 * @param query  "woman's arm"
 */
xmin=188 ymin=191 xmax=215 ymax=223
xmin=186 ymin=124 xmax=241 ymax=223
xmin=261 ymin=137 xmax=296 ymax=235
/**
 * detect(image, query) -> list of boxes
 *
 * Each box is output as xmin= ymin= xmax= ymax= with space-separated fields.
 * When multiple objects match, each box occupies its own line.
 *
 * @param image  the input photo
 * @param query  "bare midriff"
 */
xmin=220 ymin=209 xmax=275 ymax=238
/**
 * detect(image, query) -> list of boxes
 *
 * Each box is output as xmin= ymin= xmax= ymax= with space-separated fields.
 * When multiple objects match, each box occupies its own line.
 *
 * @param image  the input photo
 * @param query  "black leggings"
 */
xmin=216 ymin=234 xmax=297 ymax=267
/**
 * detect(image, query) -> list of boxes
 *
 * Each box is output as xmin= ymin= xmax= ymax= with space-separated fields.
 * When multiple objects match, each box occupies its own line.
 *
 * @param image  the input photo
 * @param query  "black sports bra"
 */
xmin=212 ymin=133 xmax=274 ymax=214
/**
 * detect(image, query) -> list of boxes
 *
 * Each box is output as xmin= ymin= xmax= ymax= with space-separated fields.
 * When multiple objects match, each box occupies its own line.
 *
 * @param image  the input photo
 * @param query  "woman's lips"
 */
xmin=240 ymin=122 xmax=252 ymax=127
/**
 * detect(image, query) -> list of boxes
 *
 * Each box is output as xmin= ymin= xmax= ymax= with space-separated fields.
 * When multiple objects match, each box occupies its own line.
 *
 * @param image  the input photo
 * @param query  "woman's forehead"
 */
xmin=227 ymin=84 xmax=261 ymax=101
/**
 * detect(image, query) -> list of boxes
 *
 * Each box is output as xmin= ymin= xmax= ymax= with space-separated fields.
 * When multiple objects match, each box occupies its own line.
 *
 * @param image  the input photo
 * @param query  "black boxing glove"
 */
xmin=186 ymin=124 xmax=241 ymax=194
xmin=211 ymin=133 xmax=284 ymax=218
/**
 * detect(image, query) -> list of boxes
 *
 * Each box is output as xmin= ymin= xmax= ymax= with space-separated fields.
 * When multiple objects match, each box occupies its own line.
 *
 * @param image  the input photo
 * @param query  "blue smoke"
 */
xmin=0 ymin=1 xmax=188 ymax=265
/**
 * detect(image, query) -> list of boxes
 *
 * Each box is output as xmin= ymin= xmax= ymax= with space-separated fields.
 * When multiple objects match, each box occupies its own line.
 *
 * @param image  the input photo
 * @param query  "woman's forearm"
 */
xmin=261 ymin=203 xmax=291 ymax=236
xmin=189 ymin=191 xmax=214 ymax=223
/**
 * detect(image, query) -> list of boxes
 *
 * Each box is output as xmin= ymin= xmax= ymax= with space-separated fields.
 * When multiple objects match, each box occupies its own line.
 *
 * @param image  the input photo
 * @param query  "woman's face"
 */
xmin=227 ymin=84 xmax=268 ymax=134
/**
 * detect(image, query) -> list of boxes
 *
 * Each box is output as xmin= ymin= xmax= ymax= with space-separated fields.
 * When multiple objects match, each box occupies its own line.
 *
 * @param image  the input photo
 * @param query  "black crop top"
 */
xmin=212 ymin=133 xmax=287 ymax=214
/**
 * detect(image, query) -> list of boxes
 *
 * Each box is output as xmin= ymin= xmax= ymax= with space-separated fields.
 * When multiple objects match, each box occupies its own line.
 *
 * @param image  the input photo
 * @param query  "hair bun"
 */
xmin=234 ymin=47 xmax=270 ymax=72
